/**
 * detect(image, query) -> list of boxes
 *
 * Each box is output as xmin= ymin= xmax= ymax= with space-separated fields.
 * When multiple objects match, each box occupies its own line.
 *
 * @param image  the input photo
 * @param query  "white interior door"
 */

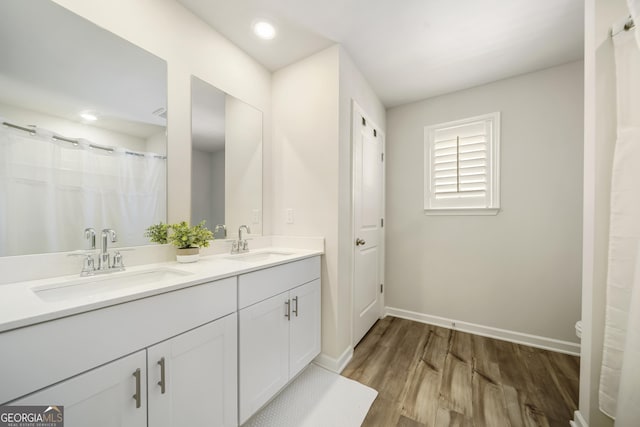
xmin=353 ymin=102 xmax=384 ymax=346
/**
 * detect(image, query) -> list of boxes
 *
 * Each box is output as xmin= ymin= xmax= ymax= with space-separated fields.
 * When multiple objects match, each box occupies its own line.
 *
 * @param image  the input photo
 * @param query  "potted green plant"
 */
xmin=145 ymin=221 xmax=214 ymax=263
xmin=168 ymin=220 xmax=214 ymax=263
xmin=144 ymin=222 xmax=170 ymax=245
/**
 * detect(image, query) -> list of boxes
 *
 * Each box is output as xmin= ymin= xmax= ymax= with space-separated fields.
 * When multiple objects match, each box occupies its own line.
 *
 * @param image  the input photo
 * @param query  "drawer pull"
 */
xmin=132 ymin=368 xmax=141 ymax=408
xmin=157 ymin=357 xmax=166 ymax=394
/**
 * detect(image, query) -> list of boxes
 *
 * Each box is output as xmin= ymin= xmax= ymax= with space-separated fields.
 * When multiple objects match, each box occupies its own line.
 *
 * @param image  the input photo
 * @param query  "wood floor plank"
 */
xmin=342 ymin=318 xmax=392 ymax=380
xmin=493 ymin=339 xmax=548 ymax=418
xmin=377 ymin=319 xmax=430 ymax=400
xmin=421 ymin=327 xmax=451 ymax=371
xmin=342 ymin=317 xmax=579 ymax=427
xmin=397 ymin=415 xmax=427 ymax=427
xmin=434 ymin=407 xmax=474 ymax=427
xmin=400 ymin=359 xmax=442 ymax=426
xmin=439 ymin=348 xmax=473 ymax=417
xmin=538 ymin=353 xmax=578 ymax=420
xmin=361 ymin=395 xmax=402 ymax=426
xmin=503 ymin=384 xmax=551 ymax=427
xmin=546 ymin=351 xmax=580 ymax=381
xmin=471 ymin=365 xmax=510 ymax=427
xmin=517 ymin=347 xmax=574 ymax=425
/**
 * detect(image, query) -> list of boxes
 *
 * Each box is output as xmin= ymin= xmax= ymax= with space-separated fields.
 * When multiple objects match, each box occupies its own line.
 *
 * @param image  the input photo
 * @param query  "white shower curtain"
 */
xmin=598 ymin=20 xmax=640 ymax=426
xmin=0 ymin=123 xmax=166 ymax=256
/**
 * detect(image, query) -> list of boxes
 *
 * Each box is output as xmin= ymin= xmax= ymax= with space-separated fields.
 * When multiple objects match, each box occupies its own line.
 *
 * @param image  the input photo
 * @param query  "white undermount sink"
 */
xmin=32 ymin=267 xmax=193 ymax=302
xmin=225 ymin=251 xmax=294 ymax=263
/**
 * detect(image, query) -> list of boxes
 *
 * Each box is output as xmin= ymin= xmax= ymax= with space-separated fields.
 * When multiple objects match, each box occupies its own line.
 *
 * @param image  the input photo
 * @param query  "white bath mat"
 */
xmin=243 ymin=363 xmax=377 ymax=427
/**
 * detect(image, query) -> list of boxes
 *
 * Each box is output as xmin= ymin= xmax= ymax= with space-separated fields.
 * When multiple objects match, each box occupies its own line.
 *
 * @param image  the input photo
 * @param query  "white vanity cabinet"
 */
xmin=238 ymin=256 xmax=321 ymax=424
xmin=1 ymin=277 xmax=238 ymax=427
xmin=13 ymin=315 xmax=238 ymax=427
xmin=14 ymin=350 xmax=148 ymax=427
xmin=148 ymin=313 xmax=237 ymax=427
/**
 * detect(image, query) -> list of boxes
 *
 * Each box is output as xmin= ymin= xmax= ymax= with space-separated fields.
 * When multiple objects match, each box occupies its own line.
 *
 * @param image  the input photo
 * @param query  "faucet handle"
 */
xmin=69 ymin=251 xmax=96 ymax=276
xmin=112 ymin=251 xmax=125 ymax=270
xmin=84 ymin=228 xmax=96 ymax=249
xmin=214 ymin=224 xmax=227 ymax=238
xmin=82 ymin=255 xmax=96 ymax=276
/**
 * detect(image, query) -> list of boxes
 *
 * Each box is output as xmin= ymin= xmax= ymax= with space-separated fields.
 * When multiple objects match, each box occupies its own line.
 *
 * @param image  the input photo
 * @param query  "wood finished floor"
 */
xmin=342 ymin=317 xmax=579 ymax=427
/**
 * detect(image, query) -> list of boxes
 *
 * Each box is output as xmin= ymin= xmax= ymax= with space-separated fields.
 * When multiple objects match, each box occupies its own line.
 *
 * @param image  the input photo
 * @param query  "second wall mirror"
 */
xmin=191 ymin=76 xmax=263 ymax=238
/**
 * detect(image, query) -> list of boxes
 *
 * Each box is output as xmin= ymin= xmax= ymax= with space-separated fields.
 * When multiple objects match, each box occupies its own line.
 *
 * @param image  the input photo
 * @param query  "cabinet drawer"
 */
xmin=238 ymin=256 xmax=320 ymax=309
xmin=0 ymin=277 xmax=236 ymax=404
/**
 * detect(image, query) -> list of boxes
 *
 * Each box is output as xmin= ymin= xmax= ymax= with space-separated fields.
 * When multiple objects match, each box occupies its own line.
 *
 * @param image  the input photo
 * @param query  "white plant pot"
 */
xmin=176 ymin=247 xmax=199 ymax=263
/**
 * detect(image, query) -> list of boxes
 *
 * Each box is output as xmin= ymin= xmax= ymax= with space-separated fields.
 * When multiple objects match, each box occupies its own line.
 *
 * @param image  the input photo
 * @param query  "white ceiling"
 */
xmin=177 ymin=0 xmax=584 ymax=107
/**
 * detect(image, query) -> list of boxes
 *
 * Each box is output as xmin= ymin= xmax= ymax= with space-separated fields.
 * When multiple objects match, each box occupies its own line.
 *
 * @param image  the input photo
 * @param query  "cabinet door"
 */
xmin=12 ymin=350 xmax=146 ymax=427
xmin=239 ymin=292 xmax=290 ymax=424
xmin=148 ymin=313 xmax=238 ymax=427
xmin=289 ymin=279 xmax=322 ymax=377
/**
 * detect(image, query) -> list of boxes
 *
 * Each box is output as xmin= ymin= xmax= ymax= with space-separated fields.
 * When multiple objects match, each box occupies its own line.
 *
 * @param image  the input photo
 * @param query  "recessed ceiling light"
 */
xmin=253 ymin=20 xmax=276 ymax=40
xmin=80 ymin=113 xmax=97 ymax=121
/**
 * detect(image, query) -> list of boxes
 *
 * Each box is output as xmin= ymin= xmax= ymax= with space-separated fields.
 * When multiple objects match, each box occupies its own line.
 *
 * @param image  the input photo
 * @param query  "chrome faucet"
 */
xmin=99 ymin=228 xmax=117 ymax=271
xmin=213 ymin=224 xmax=227 ymax=239
xmin=73 ymin=227 xmax=125 ymax=276
xmin=231 ymin=225 xmax=251 ymax=254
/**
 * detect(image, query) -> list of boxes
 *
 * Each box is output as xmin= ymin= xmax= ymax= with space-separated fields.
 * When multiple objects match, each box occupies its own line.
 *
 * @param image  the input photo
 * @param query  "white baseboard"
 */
xmin=314 ymin=346 xmax=354 ymax=373
xmin=570 ymin=410 xmax=588 ymax=427
xmin=385 ymin=307 xmax=580 ymax=356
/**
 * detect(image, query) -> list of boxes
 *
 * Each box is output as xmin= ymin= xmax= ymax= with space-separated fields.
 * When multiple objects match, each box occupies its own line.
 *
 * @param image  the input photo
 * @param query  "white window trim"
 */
xmin=424 ymin=112 xmax=501 ymax=216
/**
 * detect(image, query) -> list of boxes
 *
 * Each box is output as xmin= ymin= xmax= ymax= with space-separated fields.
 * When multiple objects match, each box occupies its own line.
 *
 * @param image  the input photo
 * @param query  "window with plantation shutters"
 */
xmin=424 ymin=112 xmax=500 ymax=215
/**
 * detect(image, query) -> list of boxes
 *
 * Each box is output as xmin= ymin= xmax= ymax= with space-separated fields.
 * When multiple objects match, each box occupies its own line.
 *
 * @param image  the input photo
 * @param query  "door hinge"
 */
xmin=380 ymin=218 xmax=384 ymax=227
xmin=373 ymin=129 xmax=377 ymax=137
xmin=381 ymin=153 xmax=384 ymax=162
xmin=380 ymin=283 xmax=384 ymax=293
xmin=362 ymin=117 xmax=366 ymax=126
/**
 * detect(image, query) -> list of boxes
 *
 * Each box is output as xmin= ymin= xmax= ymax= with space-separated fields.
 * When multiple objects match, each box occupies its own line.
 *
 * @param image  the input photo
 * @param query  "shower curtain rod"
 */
xmin=611 ymin=16 xmax=635 ymax=37
xmin=2 ymin=120 xmax=166 ymax=159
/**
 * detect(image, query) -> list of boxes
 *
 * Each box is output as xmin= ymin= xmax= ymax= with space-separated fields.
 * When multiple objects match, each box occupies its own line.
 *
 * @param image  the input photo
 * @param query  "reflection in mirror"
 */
xmin=191 ymin=77 xmax=262 ymax=237
xmin=0 ymin=0 xmax=167 ymax=257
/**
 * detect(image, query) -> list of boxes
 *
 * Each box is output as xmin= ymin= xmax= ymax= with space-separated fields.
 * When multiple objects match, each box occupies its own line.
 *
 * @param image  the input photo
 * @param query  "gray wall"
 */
xmin=385 ymin=61 xmax=584 ymax=343
xmin=191 ymin=148 xmax=224 ymax=228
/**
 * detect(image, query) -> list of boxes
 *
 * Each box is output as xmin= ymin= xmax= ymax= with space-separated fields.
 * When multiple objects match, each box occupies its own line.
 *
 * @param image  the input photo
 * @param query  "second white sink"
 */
xmin=33 ymin=268 xmax=193 ymax=302
xmin=225 ymin=251 xmax=294 ymax=263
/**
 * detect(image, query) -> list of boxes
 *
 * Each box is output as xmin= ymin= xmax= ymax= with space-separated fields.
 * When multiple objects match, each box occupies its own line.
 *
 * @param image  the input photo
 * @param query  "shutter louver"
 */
xmin=433 ymin=121 xmax=488 ymax=199
xmin=424 ymin=112 xmax=500 ymax=214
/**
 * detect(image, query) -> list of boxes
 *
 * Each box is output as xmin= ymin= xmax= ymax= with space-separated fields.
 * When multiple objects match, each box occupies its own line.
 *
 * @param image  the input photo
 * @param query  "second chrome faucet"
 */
xmin=231 ymin=225 xmax=251 ymax=254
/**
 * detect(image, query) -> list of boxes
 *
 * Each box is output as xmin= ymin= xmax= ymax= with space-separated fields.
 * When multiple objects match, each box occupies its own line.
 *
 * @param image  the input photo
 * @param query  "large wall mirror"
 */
xmin=0 ymin=0 xmax=167 ymax=257
xmin=191 ymin=77 xmax=262 ymax=238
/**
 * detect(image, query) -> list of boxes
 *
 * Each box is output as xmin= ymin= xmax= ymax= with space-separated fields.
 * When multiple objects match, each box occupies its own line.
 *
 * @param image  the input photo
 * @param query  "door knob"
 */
xmin=355 ymin=238 xmax=366 ymax=246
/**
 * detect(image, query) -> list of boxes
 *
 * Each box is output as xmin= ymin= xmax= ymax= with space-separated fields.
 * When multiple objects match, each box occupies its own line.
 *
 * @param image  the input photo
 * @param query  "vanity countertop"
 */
xmin=0 ymin=247 xmax=322 ymax=333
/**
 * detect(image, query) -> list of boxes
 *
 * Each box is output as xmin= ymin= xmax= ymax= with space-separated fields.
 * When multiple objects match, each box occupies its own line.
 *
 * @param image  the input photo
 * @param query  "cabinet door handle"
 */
xmin=132 ymin=368 xmax=141 ymax=408
xmin=157 ymin=357 xmax=166 ymax=394
xmin=285 ymin=299 xmax=291 ymax=320
xmin=292 ymin=296 xmax=299 ymax=317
